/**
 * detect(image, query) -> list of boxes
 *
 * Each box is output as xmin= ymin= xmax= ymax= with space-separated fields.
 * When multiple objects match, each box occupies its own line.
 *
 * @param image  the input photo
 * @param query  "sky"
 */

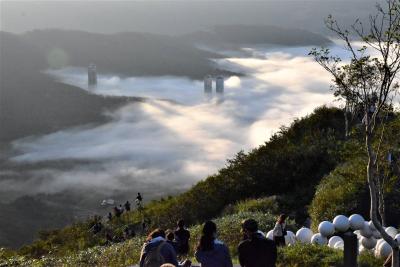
xmin=1 ymin=1 xmax=379 ymax=35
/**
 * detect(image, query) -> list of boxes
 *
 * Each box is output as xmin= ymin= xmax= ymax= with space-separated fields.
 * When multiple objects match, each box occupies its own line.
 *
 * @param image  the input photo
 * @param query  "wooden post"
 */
xmin=343 ymin=231 xmax=358 ymax=267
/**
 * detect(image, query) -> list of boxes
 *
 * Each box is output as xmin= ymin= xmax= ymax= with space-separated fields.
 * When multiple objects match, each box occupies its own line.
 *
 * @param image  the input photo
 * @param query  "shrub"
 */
xmin=308 ymin=159 xmax=369 ymax=229
xmin=309 ymin=156 xmax=400 ymax=229
xmin=223 ymin=196 xmax=279 ymax=215
xmin=278 ymin=244 xmax=342 ymax=267
xmin=277 ymin=244 xmax=383 ymax=267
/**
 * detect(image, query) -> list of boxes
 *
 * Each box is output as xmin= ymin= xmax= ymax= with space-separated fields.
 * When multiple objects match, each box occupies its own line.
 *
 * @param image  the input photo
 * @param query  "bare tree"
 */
xmin=310 ymin=0 xmax=400 ymax=266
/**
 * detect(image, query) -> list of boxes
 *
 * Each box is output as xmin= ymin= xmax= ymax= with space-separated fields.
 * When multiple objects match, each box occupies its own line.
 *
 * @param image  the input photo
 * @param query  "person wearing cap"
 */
xmin=238 ymin=219 xmax=277 ymax=267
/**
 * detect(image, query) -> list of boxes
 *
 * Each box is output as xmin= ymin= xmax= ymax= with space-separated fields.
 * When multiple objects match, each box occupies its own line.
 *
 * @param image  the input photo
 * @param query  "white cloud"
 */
xmin=8 ymin=45 xmax=337 ymax=198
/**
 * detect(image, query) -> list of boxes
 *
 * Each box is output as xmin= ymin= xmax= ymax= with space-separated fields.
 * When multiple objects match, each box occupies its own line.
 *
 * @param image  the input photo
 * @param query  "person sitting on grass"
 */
xmin=139 ymin=228 xmax=191 ymax=267
xmin=238 ymin=219 xmax=277 ymax=267
xmin=166 ymin=229 xmax=179 ymax=253
xmin=195 ymin=220 xmax=233 ymax=267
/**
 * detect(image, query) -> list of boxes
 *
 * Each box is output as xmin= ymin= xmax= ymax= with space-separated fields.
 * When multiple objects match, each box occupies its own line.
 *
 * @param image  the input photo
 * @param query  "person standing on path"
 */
xmin=272 ymin=214 xmax=287 ymax=247
xmin=174 ymin=219 xmax=191 ymax=256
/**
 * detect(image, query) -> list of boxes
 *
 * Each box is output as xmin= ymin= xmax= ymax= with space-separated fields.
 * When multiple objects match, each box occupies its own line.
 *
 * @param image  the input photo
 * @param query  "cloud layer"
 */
xmin=7 ymin=45 xmax=337 ymax=199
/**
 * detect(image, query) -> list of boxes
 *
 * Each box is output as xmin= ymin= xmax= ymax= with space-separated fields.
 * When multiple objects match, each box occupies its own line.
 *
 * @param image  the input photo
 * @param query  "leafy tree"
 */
xmin=310 ymin=0 xmax=400 ymax=265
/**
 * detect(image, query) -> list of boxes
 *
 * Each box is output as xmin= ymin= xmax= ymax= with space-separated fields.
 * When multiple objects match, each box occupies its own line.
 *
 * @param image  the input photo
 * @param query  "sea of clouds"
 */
xmin=6 ymin=45 xmax=342 ymax=200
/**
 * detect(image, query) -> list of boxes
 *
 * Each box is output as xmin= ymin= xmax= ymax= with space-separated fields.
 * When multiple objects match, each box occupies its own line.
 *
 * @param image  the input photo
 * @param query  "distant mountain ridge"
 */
xmin=180 ymin=25 xmax=332 ymax=47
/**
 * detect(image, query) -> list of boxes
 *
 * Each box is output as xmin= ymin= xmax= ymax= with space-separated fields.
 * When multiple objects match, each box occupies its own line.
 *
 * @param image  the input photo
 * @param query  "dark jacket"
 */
xmin=195 ymin=239 xmax=233 ymax=267
xmin=174 ymin=228 xmax=190 ymax=254
xmin=139 ymin=237 xmax=179 ymax=267
xmin=238 ymin=234 xmax=277 ymax=267
xmin=167 ymin=240 xmax=179 ymax=253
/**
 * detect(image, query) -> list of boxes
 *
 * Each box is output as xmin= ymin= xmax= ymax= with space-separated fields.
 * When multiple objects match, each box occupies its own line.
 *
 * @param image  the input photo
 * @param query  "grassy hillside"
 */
xmin=7 ymin=106 xmax=345 ymax=256
xmin=1 ymin=106 xmax=398 ymax=266
xmin=0 ymin=211 xmax=383 ymax=267
xmin=309 ymin=117 xmax=400 ymax=228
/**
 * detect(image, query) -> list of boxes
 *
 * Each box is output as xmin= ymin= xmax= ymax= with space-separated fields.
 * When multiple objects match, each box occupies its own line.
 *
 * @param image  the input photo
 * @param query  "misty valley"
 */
xmin=0 ymin=26 xmax=337 ymax=248
xmin=2 ymin=1 xmax=400 ymax=266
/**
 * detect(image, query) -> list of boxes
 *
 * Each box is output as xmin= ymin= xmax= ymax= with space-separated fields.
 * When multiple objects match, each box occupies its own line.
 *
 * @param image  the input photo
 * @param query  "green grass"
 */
xmin=277 ymin=244 xmax=383 ymax=267
xmin=0 ymin=211 xmax=384 ymax=267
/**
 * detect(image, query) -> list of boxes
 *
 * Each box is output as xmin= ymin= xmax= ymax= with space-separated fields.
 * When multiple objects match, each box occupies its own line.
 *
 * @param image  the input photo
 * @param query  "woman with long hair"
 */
xmin=272 ymin=214 xmax=287 ymax=247
xmin=195 ymin=221 xmax=233 ymax=267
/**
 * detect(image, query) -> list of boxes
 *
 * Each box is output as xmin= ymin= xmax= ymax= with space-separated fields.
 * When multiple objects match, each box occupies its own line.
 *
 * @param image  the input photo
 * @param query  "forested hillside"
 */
xmin=1 ymin=106 xmax=399 ymax=266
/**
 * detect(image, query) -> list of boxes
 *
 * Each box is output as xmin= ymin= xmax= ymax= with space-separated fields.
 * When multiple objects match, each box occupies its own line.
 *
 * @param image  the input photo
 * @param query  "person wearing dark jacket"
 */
xmin=174 ymin=219 xmax=191 ymax=256
xmin=139 ymin=229 xmax=191 ymax=267
xmin=124 ymin=201 xmax=131 ymax=212
xmin=166 ymin=229 xmax=179 ymax=253
xmin=238 ymin=219 xmax=277 ymax=267
xmin=195 ymin=221 xmax=233 ymax=267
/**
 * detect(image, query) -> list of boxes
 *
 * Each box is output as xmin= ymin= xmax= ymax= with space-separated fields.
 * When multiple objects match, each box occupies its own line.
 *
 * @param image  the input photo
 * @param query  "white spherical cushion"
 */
xmin=333 ymin=215 xmax=350 ymax=232
xmin=311 ymin=233 xmax=328 ymax=245
xmin=319 ymin=221 xmax=335 ymax=237
xmin=328 ymin=236 xmax=343 ymax=248
xmin=349 ymin=214 xmax=365 ymax=230
xmin=296 ymin=228 xmax=313 ymax=244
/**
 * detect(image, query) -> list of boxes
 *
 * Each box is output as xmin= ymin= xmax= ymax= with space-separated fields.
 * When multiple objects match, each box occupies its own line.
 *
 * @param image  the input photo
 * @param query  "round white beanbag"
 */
xmin=349 ymin=214 xmax=365 ymax=230
xmin=333 ymin=215 xmax=350 ymax=232
xmin=318 ymin=221 xmax=335 ymax=237
xmin=311 ymin=233 xmax=328 ymax=245
xmin=328 ymin=236 xmax=343 ymax=248
xmin=296 ymin=227 xmax=313 ymax=244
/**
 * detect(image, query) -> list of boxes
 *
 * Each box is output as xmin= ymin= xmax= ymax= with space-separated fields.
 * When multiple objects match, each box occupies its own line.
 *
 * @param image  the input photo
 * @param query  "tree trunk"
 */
xmin=377 ymin=177 xmax=387 ymax=227
xmin=366 ymin=130 xmax=398 ymax=267
xmin=344 ymin=104 xmax=349 ymax=139
xmin=378 ymin=194 xmax=387 ymax=227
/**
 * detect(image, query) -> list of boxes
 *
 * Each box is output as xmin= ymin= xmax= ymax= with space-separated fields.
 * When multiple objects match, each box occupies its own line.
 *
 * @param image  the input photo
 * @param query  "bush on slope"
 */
xmin=309 ymin=116 xmax=400 ymax=228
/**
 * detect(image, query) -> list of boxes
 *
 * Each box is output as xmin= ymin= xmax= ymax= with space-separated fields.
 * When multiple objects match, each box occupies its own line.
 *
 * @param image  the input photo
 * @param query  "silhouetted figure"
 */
xmin=107 ymin=212 xmax=112 ymax=221
xmin=92 ymin=222 xmax=103 ymax=234
xmin=195 ymin=221 xmax=233 ymax=267
xmin=105 ymin=230 xmax=113 ymax=246
xmin=174 ymin=219 xmax=190 ymax=256
xmin=136 ymin=192 xmax=143 ymax=209
xmin=166 ymin=229 xmax=179 ymax=253
xmin=113 ymin=206 xmax=122 ymax=218
xmin=123 ymin=225 xmax=135 ymax=240
xmin=238 ymin=219 xmax=277 ymax=267
xmin=119 ymin=204 xmax=124 ymax=214
xmin=124 ymin=201 xmax=131 ymax=212
xmin=273 ymin=214 xmax=287 ymax=247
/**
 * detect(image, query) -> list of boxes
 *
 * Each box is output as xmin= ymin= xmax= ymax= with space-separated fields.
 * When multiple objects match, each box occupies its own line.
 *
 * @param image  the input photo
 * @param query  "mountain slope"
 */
xmin=0 ymin=32 xmax=140 ymax=143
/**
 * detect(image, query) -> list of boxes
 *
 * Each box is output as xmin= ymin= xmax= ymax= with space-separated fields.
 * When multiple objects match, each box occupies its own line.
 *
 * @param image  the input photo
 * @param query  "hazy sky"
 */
xmin=1 ymin=1 xmax=379 ymax=35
